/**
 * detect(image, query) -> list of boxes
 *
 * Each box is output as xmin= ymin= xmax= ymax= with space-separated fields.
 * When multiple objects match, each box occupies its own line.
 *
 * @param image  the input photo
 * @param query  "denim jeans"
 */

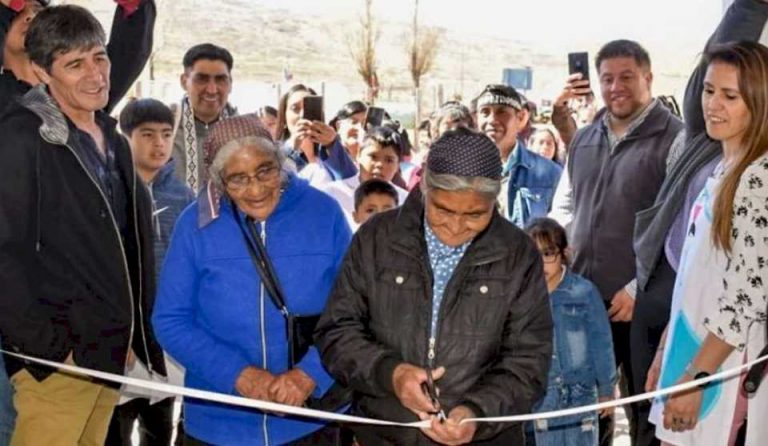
xmin=532 ymin=383 xmax=598 ymax=446
xmin=0 ymin=337 xmax=16 ymax=446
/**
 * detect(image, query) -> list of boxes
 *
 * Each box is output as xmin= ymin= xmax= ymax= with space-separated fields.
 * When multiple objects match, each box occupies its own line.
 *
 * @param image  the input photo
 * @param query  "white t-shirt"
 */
xmin=298 ymin=162 xmax=334 ymax=189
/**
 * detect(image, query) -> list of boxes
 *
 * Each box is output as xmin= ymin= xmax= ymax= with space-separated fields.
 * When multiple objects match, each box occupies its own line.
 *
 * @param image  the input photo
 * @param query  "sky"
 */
xmin=257 ymin=0 xmax=725 ymax=50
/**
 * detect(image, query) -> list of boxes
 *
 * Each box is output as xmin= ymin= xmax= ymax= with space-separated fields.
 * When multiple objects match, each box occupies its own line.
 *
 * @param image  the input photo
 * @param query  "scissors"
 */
xmin=421 ymin=368 xmax=447 ymax=422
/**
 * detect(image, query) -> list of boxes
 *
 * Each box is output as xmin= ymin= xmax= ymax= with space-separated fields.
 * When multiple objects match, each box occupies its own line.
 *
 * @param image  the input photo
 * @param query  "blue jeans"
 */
xmin=0 ymin=338 xmax=15 ymax=446
xmin=531 ymin=383 xmax=598 ymax=446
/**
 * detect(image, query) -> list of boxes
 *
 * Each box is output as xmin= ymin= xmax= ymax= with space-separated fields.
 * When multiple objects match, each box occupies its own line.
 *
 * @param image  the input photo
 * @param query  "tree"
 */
xmin=346 ymin=0 xmax=380 ymax=103
xmin=407 ymin=0 xmax=440 ymax=148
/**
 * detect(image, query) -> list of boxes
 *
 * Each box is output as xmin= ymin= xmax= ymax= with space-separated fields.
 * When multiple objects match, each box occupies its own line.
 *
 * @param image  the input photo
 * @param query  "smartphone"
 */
xmin=365 ymin=106 xmax=386 ymax=128
xmin=302 ymin=95 xmax=324 ymax=122
xmin=568 ymin=52 xmax=590 ymax=82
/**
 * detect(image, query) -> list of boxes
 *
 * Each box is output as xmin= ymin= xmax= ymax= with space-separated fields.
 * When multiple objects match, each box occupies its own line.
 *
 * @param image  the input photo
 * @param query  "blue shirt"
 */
xmin=501 ymin=141 xmax=563 ymax=228
xmin=424 ymin=220 xmax=469 ymax=341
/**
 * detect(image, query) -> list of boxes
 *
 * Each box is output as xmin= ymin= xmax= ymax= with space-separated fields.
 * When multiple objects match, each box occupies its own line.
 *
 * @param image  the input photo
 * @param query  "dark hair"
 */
xmin=119 ymin=98 xmax=175 ymax=136
xmin=705 ymin=41 xmax=768 ymax=252
xmin=469 ymin=96 xmax=478 ymax=114
xmin=527 ymin=127 xmax=560 ymax=162
xmin=381 ymin=119 xmax=413 ymax=158
xmin=595 ymin=39 xmax=651 ymax=71
xmin=331 ymin=100 xmax=368 ymax=127
xmin=182 ymin=43 xmax=234 ymax=72
xmin=25 ymin=5 xmax=106 ymax=73
xmin=361 ymin=126 xmax=403 ymax=159
xmin=525 ymin=218 xmax=570 ymax=265
xmin=276 ymin=84 xmax=318 ymax=141
xmin=354 ymin=178 xmax=399 ymax=210
xmin=435 ymin=101 xmax=475 ymax=136
xmin=257 ymin=105 xmax=277 ymax=119
xmin=418 ymin=119 xmax=431 ymax=132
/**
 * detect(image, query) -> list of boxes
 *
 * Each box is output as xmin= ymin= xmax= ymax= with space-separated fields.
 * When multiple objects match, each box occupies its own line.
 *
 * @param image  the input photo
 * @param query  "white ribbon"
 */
xmin=3 ymin=350 xmax=767 ymax=426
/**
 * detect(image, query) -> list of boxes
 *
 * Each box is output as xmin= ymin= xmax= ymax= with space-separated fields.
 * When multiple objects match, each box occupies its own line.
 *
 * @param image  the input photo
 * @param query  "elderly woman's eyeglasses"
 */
xmin=224 ymin=165 xmax=280 ymax=191
xmin=539 ymin=248 xmax=561 ymax=264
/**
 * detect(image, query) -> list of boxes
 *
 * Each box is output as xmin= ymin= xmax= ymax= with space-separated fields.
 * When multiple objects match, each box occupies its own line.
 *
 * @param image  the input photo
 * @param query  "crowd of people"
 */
xmin=0 ymin=0 xmax=767 ymax=445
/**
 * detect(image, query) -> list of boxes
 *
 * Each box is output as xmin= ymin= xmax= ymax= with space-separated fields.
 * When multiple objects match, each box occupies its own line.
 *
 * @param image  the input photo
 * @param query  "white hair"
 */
xmin=209 ymin=136 xmax=287 ymax=188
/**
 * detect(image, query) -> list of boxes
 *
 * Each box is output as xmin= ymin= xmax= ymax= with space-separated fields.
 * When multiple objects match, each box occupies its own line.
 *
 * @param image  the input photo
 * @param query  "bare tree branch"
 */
xmin=408 ymin=27 xmax=440 ymax=88
xmin=346 ymin=0 xmax=380 ymax=102
xmin=406 ymin=0 xmax=440 ymax=148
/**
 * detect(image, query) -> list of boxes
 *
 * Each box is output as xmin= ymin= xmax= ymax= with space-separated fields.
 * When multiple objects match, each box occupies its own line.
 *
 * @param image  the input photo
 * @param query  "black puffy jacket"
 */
xmin=315 ymin=191 xmax=552 ymax=445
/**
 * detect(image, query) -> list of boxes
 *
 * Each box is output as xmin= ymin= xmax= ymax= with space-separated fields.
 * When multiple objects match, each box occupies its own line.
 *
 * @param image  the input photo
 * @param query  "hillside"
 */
xmin=68 ymin=0 xmax=701 ymax=112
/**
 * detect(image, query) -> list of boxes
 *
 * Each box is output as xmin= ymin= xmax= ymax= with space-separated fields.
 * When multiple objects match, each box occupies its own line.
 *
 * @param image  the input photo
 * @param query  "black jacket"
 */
xmin=0 ymin=86 xmax=166 ymax=383
xmin=315 ymin=191 xmax=553 ymax=445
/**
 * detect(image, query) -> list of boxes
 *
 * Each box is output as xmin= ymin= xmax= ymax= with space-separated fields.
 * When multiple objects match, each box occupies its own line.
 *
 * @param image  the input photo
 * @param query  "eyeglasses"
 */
xmin=224 ymin=165 xmax=280 ymax=191
xmin=539 ymin=248 xmax=561 ymax=264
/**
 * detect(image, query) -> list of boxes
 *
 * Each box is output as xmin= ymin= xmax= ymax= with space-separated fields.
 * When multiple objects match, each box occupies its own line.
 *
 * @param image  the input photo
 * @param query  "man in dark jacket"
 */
xmin=549 ymin=40 xmax=685 ymax=445
xmin=0 ymin=2 xmax=157 ymax=442
xmin=0 ymin=6 xmax=165 ymax=445
xmin=316 ymin=127 xmax=553 ymax=446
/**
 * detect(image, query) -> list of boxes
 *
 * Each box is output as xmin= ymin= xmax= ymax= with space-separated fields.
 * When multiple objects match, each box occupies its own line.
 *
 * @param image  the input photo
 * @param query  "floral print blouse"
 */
xmin=704 ymin=154 xmax=768 ymax=351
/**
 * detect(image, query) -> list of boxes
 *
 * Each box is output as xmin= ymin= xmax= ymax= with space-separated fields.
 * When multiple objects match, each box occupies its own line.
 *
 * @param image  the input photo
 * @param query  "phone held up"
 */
xmin=568 ymin=52 xmax=590 ymax=95
xmin=365 ymin=106 xmax=386 ymax=129
xmin=302 ymin=95 xmax=324 ymax=122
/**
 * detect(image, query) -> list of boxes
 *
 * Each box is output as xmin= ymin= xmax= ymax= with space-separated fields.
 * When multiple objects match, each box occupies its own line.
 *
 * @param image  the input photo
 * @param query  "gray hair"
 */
xmin=209 ymin=136 xmax=287 ymax=189
xmin=420 ymin=167 xmax=500 ymax=202
xmin=435 ymin=103 xmax=474 ymax=136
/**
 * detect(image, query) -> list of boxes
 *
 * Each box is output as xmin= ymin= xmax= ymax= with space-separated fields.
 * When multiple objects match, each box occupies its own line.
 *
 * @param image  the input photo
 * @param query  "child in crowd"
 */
xmin=352 ymin=179 xmax=399 ymax=226
xmin=525 ymin=218 xmax=616 ymax=446
xmin=106 ymin=98 xmax=195 ymax=446
xmin=256 ymin=105 xmax=278 ymax=139
xmin=322 ymin=126 xmax=409 ymax=229
xmin=528 ymin=126 xmax=563 ymax=165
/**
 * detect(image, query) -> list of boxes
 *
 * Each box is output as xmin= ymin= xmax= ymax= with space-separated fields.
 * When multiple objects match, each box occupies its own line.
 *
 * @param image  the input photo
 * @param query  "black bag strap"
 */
xmin=743 ymin=343 xmax=768 ymax=395
xmin=231 ymin=203 xmax=290 ymax=318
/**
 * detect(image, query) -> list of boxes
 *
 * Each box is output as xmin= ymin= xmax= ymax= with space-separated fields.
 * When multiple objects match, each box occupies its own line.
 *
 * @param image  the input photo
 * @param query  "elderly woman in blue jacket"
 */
xmin=152 ymin=114 xmax=352 ymax=445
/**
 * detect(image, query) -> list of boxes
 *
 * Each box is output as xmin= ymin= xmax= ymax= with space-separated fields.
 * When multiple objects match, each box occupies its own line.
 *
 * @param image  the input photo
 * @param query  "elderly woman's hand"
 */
xmin=236 ymin=366 xmax=277 ymax=401
xmin=268 ymin=368 xmax=316 ymax=407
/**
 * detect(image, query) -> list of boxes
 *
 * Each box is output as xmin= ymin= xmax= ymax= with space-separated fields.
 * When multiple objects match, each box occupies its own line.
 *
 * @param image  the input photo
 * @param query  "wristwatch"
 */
xmin=684 ymin=363 xmax=711 ymax=389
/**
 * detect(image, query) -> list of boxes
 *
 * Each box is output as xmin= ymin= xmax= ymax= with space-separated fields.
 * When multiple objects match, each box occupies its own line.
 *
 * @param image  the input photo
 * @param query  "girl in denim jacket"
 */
xmin=526 ymin=218 xmax=617 ymax=446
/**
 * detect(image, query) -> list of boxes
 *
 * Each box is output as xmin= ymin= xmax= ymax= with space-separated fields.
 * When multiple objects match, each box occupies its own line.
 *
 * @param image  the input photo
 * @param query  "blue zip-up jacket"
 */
xmin=152 ymin=174 xmax=352 ymax=445
xmin=147 ymin=159 xmax=195 ymax=280
xmin=503 ymin=142 xmax=562 ymax=228
xmin=283 ymin=138 xmax=358 ymax=180
xmin=543 ymin=272 xmax=616 ymax=399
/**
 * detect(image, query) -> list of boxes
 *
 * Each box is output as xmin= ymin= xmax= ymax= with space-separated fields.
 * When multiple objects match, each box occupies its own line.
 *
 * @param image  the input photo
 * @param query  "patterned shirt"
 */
xmin=704 ymin=154 xmax=768 ymax=351
xmin=424 ymin=220 xmax=470 ymax=341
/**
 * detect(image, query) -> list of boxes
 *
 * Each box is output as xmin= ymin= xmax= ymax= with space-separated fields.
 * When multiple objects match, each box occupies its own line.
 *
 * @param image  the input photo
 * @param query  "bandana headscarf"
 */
xmin=475 ymin=84 xmax=524 ymax=111
xmin=427 ymin=128 xmax=502 ymax=180
xmin=197 ymin=113 xmax=274 ymax=227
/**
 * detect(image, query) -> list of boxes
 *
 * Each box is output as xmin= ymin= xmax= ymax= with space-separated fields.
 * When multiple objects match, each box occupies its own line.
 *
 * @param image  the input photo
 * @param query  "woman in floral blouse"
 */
xmin=646 ymin=41 xmax=768 ymax=445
